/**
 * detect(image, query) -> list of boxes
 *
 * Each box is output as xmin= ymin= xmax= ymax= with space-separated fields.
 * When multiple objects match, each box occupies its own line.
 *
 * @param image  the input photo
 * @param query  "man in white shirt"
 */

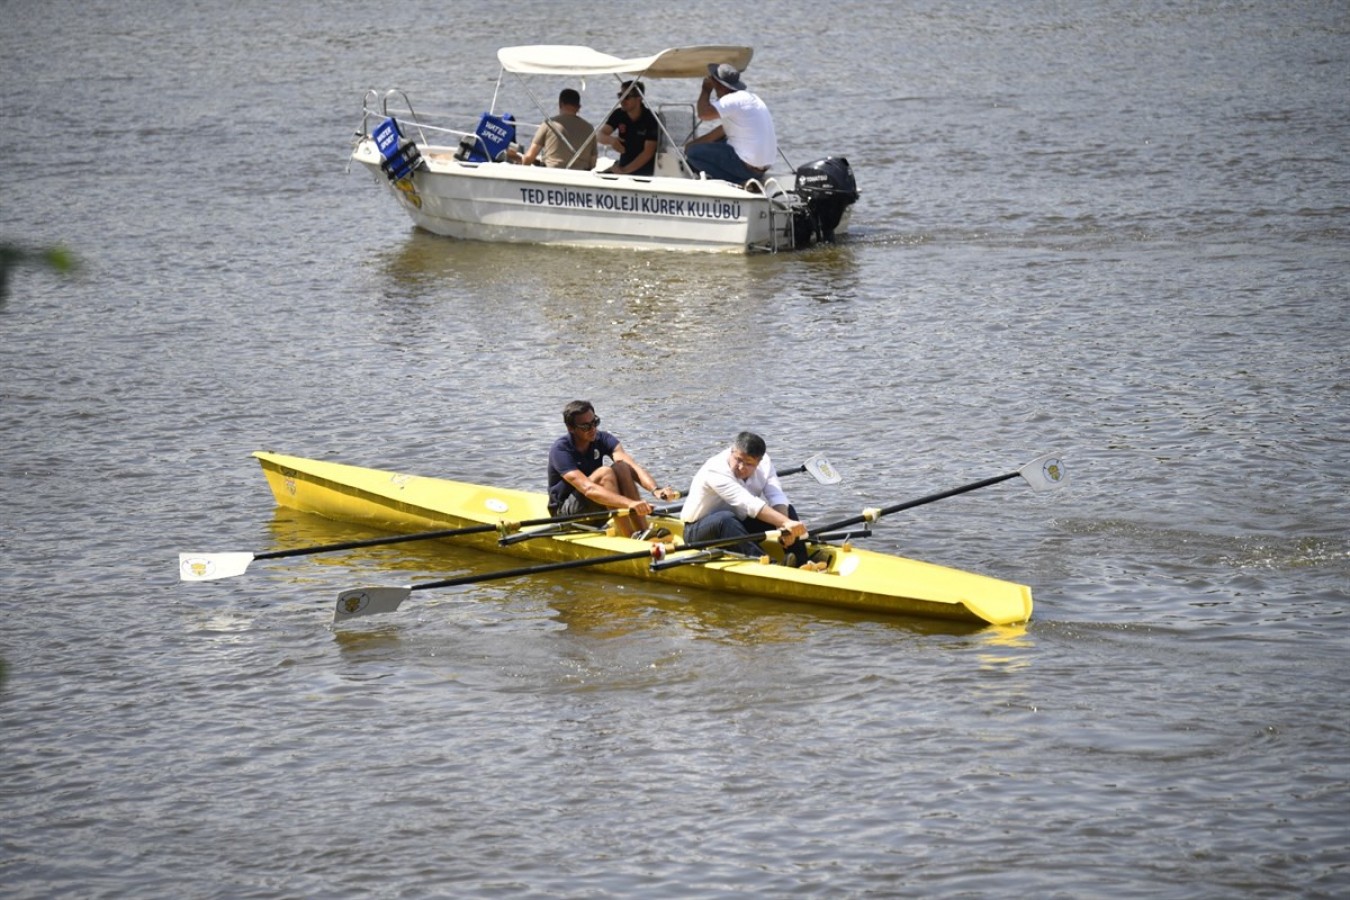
xmin=680 ymin=432 xmax=809 ymax=564
xmin=685 ymin=63 xmax=778 ymax=186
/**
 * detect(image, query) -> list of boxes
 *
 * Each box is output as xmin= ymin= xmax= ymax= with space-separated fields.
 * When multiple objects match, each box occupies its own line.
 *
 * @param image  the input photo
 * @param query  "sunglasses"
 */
xmin=573 ymin=416 xmax=601 ymax=431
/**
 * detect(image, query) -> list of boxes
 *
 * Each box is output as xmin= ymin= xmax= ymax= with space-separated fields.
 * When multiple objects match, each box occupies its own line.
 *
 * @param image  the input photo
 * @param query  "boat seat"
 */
xmin=654 ymin=104 xmax=696 ymax=178
xmin=456 ymin=112 xmax=517 ymax=162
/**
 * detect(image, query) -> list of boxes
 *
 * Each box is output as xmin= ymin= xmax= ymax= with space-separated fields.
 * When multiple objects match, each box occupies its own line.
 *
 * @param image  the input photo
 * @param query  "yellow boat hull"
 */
xmin=253 ymin=451 xmax=1033 ymax=626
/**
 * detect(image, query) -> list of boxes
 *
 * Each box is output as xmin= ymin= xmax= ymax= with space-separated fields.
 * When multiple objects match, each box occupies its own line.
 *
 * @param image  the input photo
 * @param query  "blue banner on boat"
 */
xmin=373 ymin=118 xmax=402 ymax=160
xmin=373 ymin=117 xmax=423 ymax=181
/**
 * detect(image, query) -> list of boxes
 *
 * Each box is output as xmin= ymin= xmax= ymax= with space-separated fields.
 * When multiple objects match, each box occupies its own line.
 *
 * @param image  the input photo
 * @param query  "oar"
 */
xmin=498 ymin=502 xmax=685 ymax=546
xmin=333 ymin=529 xmax=794 ymax=622
xmin=178 ymin=504 xmax=627 ymax=582
xmin=181 ymin=453 xmax=842 ymax=581
xmin=808 ymin=452 xmax=1068 ymax=536
xmin=778 ymin=453 xmax=842 ymax=485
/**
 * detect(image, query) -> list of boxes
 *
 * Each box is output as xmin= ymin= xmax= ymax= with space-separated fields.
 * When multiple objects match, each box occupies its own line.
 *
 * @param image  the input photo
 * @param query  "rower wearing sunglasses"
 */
xmin=547 ymin=400 xmax=678 ymax=537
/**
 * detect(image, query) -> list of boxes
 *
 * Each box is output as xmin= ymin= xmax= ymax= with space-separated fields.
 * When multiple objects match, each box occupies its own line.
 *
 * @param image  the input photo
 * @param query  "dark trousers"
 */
xmin=683 ymin=506 xmax=807 ymax=565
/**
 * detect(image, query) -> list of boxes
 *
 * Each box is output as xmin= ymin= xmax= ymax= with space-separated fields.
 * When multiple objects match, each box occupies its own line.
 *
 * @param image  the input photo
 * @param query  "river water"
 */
xmin=2 ymin=1 xmax=1347 ymax=896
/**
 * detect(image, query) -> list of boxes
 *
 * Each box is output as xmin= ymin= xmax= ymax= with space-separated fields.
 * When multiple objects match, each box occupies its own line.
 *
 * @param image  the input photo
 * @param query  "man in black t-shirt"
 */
xmin=599 ymin=80 xmax=659 ymax=176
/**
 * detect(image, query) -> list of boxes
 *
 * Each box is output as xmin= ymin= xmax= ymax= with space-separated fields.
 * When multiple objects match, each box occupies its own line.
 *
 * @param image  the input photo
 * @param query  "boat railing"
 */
xmin=356 ymin=90 xmax=791 ymax=200
xmin=359 ymin=89 xmax=488 ymax=152
xmin=750 ymin=176 xmax=800 ymax=253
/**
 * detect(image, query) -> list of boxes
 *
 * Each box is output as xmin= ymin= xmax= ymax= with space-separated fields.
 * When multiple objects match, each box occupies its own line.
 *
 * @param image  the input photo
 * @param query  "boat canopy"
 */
xmin=496 ymin=45 xmax=754 ymax=79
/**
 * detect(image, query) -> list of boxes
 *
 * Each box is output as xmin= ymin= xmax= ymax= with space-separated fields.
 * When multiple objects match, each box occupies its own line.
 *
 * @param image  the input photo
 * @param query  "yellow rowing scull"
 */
xmin=251 ymin=451 xmax=1047 ymax=626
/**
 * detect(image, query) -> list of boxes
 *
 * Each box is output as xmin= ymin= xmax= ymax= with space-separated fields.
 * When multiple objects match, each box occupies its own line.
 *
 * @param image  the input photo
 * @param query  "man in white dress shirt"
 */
xmin=680 ymin=432 xmax=809 ymax=564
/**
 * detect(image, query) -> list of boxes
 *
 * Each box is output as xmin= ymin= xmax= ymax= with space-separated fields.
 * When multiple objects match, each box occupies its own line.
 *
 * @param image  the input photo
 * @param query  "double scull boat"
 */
xmin=207 ymin=452 xmax=1066 ymax=626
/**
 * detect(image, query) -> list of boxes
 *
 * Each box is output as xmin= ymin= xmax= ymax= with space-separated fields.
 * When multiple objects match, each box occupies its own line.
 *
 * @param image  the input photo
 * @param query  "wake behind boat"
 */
xmin=196 ymin=452 xmax=1061 ymax=627
xmin=350 ymin=45 xmax=859 ymax=253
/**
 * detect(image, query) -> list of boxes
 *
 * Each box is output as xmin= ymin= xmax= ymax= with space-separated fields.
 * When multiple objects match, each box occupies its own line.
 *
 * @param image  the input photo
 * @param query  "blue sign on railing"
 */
xmin=373 ymin=118 xmax=402 ymax=160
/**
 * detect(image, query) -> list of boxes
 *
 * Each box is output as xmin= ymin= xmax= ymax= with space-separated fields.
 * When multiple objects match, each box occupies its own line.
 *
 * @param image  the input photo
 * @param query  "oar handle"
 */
xmin=501 ymin=501 xmax=688 ymax=545
xmin=260 ymin=502 xmax=664 ymax=561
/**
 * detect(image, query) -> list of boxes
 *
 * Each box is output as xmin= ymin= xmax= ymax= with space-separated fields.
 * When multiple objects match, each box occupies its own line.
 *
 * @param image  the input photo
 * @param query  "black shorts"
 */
xmin=557 ymin=492 xmax=605 ymax=518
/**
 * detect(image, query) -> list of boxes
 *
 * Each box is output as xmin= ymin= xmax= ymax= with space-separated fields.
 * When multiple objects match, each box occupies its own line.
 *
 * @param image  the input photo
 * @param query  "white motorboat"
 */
xmin=350 ymin=45 xmax=859 ymax=253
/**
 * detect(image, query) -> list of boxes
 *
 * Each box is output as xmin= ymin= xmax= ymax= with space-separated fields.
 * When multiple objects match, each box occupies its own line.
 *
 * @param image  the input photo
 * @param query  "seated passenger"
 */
xmin=685 ymin=64 xmax=777 ymax=187
xmin=512 ymin=88 xmax=597 ymax=170
xmin=598 ymin=80 xmax=659 ymax=177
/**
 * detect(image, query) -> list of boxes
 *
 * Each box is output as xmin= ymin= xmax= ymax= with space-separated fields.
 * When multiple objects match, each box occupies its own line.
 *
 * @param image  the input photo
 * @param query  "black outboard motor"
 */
xmin=792 ymin=157 xmax=859 ymax=246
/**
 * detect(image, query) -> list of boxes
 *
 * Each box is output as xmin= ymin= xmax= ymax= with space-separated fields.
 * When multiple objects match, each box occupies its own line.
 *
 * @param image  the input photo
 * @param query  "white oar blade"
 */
xmin=179 ymin=552 xmax=255 ymax=582
xmin=1020 ymin=453 xmax=1070 ymax=493
xmin=334 ymin=587 xmax=411 ymax=623
xmin=803 ymin=453 xmax=843 ymax=485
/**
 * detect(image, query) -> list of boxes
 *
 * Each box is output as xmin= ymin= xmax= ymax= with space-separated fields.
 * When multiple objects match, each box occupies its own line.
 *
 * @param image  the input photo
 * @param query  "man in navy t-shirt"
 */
xmin=547 ymin=400 xmax=678 ymax=536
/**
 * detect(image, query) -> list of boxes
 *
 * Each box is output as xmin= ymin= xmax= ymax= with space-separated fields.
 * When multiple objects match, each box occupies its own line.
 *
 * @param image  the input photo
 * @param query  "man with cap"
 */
xmin=685 ymin=63 xmax=778 ymax=186
xmin=513 ymin=87 xmax=597 ymax=170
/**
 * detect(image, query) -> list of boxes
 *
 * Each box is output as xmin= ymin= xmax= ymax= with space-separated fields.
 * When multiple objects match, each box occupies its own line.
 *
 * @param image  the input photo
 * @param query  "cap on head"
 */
xmin=708 ymin=63 xmax=747 ymax=92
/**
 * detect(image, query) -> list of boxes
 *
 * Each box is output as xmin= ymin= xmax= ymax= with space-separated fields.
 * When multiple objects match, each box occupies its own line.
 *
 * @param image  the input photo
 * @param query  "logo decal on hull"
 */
xmin=393 ymin=176 xmax=423 ymax=209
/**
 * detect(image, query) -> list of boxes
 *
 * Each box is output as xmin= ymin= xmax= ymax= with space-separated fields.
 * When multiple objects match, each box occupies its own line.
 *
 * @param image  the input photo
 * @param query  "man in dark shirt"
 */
xmin=599 ymin=80 xmax=659 ymax=176
xmin=547 ymin=400 xmax=677 ymax=536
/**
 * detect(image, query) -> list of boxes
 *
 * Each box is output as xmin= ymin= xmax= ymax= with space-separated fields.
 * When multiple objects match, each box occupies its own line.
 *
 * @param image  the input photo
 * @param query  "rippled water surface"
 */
xmin=3 ymin=1 xmax=1347 ymax=896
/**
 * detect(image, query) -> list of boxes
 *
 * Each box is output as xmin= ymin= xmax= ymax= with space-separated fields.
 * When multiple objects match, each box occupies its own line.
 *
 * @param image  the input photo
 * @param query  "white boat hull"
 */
xmin=353 ymin=138 xmax=798 ymax=252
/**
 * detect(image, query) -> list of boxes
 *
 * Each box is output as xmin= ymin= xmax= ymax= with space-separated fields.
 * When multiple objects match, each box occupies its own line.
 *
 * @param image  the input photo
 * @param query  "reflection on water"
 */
xmin=376 ymin=230 xmax=768 ymax=297
xmin=972 ymin=623 xmax=1035 ymax=674
xmin=373 ymin=230 xmax=866 ymax=338
xmin=548 ymin=584 xmax=991 ymax=644
xmin=977 ymin=622 xmax=1032 ymax=651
